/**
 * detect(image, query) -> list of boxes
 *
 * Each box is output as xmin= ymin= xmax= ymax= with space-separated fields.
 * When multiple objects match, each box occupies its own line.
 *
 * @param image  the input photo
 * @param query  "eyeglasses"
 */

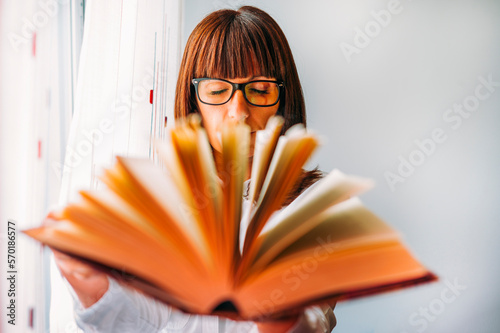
xmin=192 ymin=78 xmax=284 ymax=107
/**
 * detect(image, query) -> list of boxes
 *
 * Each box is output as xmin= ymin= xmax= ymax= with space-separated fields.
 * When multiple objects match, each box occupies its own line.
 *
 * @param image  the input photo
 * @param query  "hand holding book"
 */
xmin=25 ymin=116 xmax=436 ymax=320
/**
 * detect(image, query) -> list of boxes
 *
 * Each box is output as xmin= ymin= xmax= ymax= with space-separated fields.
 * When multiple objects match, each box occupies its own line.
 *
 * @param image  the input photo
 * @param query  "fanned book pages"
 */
xmin=24 ymin=115 xmax=436 ymax=320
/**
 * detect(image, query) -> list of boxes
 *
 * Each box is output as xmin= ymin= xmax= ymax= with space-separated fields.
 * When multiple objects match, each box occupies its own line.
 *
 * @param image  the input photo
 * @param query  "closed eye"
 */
xmin=249 ymin=88 xmax=270 ymax=95
xmin=208 ymin=89 xmax=229 ymax=96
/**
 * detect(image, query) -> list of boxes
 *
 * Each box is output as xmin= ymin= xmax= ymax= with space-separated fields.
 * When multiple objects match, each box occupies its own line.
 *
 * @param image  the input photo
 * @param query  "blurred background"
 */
xmin=1 ymin=0 xmax=499 ymax=332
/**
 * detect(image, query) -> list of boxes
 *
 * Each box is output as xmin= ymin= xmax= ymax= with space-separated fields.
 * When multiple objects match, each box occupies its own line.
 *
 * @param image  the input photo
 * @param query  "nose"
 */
xmin=227 ymin=90 xmax=250 ymax=121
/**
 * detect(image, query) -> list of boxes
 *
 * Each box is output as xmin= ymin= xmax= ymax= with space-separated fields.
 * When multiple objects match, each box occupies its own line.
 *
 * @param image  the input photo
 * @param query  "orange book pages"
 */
xmin=170 ymin=120 xmax=222 ymax=270
xmin=75 ymin=190 xmax=209 ymax=275
xmin=247 ymin=116 xmax=284 ymax=206
xmin=242 ymin=125 xmax=320 ymax=255
xmin=234 ymin=241 xmax=432 ymax=319
xmin=61 ymin=198 xmax=212 ymax=286
xmin=155 ymin=139 xmax=199 ymax=217
xmin=246 ymin=197 xmax=398 ymax=279
xmin=191 ymin=117 xmax=223 ymax=232
xmin=98 ymin=161 xmax=210 ymax=265
xmin=220 ymin=122 xmax=249 ymax=270
xmin=23 ymin=221 xmax=217 ymax=311
xmin=233 ymin=198 xmax=433 ymax=318
xmin=113 ymin=157 xmax=212 ymax=268
xmin=99 ymin=158 xmax=214 ymax=275
xmin=99 ymin=163 xmax=154 ymax=220
xmin=245 ymin=170 xmax=374 ymax=273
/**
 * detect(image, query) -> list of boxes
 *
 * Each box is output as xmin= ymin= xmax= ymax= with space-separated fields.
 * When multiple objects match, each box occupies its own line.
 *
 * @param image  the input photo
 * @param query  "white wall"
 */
xmin=184 ymin=1 xmax=500 ymax=332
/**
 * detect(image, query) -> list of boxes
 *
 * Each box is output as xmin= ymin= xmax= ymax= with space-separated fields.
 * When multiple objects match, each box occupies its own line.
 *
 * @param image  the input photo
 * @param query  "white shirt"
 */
xmin=74 ymin=278 xmax=335 ymax=333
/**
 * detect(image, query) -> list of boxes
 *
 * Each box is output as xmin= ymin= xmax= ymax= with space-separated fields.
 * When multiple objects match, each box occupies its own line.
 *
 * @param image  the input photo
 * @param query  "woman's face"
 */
xmin=196 ymin=76 xmax=280 ymax=157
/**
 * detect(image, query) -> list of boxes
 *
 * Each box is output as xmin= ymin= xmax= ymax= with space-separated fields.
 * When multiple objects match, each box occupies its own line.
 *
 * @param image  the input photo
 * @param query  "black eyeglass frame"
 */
xmin=191 ymin=78 xmax=284 ymax=107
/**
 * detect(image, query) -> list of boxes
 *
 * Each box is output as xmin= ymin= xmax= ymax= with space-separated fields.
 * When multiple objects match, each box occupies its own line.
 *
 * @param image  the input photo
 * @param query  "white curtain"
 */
xmin=1 ymin=0 xmax=76 ymax=331
xmin=0 ymin=0 xmax=182 ymax=332
xmin=52 ymin=0 xmax=182 ymax=331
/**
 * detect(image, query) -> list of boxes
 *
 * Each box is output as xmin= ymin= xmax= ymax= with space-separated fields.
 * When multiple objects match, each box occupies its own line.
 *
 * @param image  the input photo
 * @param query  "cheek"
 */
xmin=255 ymin=104 xmax=280 ymax=124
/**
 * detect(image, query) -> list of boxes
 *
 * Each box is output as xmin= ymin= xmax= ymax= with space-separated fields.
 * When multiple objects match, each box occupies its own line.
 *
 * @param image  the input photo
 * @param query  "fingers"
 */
xmin=51 ymin=249 xmax=109 ymax=308
xmin=52 ymin=250 xmax=97 ymax=280
xmin=255 ymin=313 xmax=300 ymax=333
xmin=256 ymin=318 xmax=298 ymax=333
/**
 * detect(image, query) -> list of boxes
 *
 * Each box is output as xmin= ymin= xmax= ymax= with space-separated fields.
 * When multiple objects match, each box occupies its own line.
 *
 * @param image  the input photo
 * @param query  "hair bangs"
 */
xmin=193 ymin=14 xmax=280 ymax=80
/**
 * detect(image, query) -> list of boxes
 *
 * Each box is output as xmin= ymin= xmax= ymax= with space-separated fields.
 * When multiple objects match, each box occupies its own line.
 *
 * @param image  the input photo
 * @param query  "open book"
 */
xmin=25 ymin=116 xmax=436 ymax=320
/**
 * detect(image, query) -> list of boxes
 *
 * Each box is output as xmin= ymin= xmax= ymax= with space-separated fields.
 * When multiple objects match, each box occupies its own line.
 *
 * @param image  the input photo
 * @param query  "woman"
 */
xmin=54 ymin=6 xmax=336 ymax=332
